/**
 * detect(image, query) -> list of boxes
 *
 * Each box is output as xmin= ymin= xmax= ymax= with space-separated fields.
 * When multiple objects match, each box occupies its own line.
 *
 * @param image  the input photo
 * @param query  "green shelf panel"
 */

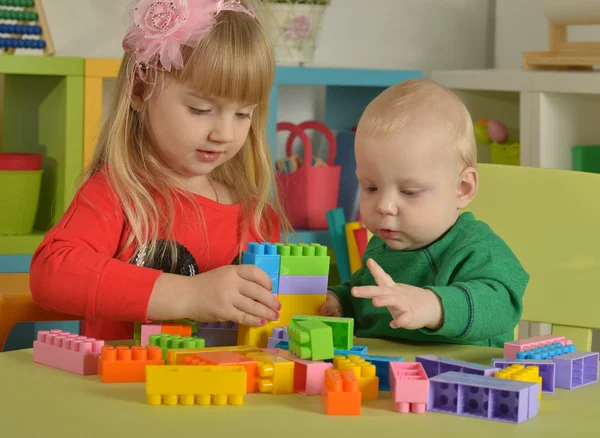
xmin=0 ymin=56 xmax=84 ymax=76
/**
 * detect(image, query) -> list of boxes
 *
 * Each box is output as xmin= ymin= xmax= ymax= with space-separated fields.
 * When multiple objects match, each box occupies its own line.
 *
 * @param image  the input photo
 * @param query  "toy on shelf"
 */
xmin=33 ymin=329 xmax=104 ymax=375
xmin=524 ymin=0 xmax=600 ymax=71
xmin=321 ymin=368 xmax=361 ymax=416
xmin=473 ymin=119 xmax=519 ymax=166
xmin=276 ymin=120 xmax=341 ymax=230
xmin=428 ymin=371 xmax=540 ymax=423
xmin=389 ymin=362 xmax=429 ymax=414
xmin=98 ymin=345 xmax=163 ymax=383
xmin=0 ymin=0 xmax=54 ymax=55
xmin=146 ymin=365 xmax=247 ymax=406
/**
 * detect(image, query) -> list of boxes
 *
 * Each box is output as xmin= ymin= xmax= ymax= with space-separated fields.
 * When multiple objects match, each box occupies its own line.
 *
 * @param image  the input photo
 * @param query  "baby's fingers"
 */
xmin=351 ymin=285 xmax=383 ymax=299
xmin=390 ymin=312 xmax=412 ymax=329
xmin=371 ymin=294 xmax=406 ymax=311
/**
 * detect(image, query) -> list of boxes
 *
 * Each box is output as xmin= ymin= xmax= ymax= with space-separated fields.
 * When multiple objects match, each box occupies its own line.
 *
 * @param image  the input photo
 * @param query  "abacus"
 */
xmin=0 ymin=0 xmax=54 ymax=55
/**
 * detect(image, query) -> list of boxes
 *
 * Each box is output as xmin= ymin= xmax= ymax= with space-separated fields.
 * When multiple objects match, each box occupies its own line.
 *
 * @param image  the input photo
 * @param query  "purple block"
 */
xmin=428 ymin=371 xmax=540 ymax=423
xmin=492 ymin=358 xmax=555 ymax=393
xmin=552 ymin=351 xmax=599 ymax=389
xmin=195 ymin=322 xmax=238 ymax=347
xmin=416 ymin=354 xmax=499 ymax=378
xmin=278 ymin=275 xmax=328 ymax=295
xmin=268 ymin=327 xmax=289 ymax=348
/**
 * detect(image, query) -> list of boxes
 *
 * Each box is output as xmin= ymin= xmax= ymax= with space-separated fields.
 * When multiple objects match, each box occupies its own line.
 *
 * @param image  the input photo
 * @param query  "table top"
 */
xmin=1 ymin=338 xmax=597 ymax=438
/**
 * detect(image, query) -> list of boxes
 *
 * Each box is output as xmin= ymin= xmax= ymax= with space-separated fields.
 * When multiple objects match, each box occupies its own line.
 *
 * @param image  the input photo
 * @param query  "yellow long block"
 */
xmin=333 ymin=355 xmax=379 ymax=400
xmin=278 ymin=294 xmax=326 ymax=326
xmin=237 ymin=320 xmax=283 ymax=348
xmin=146 ymin=365 xmax=246 ymax=406
xmin=245 ymin=352 xmax=294 ymax=394
xmin=345 ymin=222 xmax=363 ymax=274
xmin=166 ymin=345 xmax=259 ymax=365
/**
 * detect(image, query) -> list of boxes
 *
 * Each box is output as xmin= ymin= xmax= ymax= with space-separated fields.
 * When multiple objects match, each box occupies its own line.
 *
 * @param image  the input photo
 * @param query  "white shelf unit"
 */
xmin=431 ymin=69 xmax=600 ymax=170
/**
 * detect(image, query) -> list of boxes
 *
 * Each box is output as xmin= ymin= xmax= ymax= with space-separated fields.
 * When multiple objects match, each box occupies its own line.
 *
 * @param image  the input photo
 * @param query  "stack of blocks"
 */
xmin=138 ymin=322 xmax=196 ymax=347
xmin=238 ymin=242 xmax=330 ymax=347
xmin=148 ymin=333 xmax=205 ymax=362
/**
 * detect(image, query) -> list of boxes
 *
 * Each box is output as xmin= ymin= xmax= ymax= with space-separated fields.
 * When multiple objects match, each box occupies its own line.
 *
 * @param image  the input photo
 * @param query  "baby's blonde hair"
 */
xmin=84 ymin=3 xmax=291 ymax=267
xmin=358 ymin=79 xmax=476 ymax=168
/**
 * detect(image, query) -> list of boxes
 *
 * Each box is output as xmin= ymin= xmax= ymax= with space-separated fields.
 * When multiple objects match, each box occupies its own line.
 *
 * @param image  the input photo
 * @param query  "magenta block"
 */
xmin=140 ymin=323 xmax=162 ymax=347
xmin=33 ymin=329 xmax=104 ymax=375
xmin=389 ymin=362 xmax=429 ymax=414
xmin=278 ymin=275 xmax=328 ymax=295
xmin=264 ymin=347 xmax=333 ymax=395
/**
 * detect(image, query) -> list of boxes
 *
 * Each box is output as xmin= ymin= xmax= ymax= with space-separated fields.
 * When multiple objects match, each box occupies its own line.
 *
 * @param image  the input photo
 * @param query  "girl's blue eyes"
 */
xmin=188 ymin=107 xmax=251 ymax=119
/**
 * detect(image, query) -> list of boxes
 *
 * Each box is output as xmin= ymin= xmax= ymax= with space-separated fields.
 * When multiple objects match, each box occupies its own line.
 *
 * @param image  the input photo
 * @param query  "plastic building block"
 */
xmin=291 ymin=315 xmax=354 ymax=350
xmin=268 ymin=327 xmax=289 ymax=348
xmin=289 ymin=319 xmax=334 ymax=361
xmin=362 ymin=354 xmax=404 ymax=391
xmin=237 ymin=320 xmax=282 ymax=348
xmin=277 ymin=243 xmax=330 ymax=276
xmin=167 ymin=345 xmax=259 ymax=365
xmin=196 ymin=321 xmax=237 ymax=347
xmin=333 ymin=355 xmax=379 ymax=400
xmin=389 ymin=362 xmax=429 ymax=413
xmin=149 ymin=333 xmax=205 ymax=362
xmin=140 ymin=323 xmax=162 ymax=346
xmin=492 ymin=358 xmax=556 ymax=393
xmin=277 ymin=294 xmax=327 ymax=326
xmin=161 ymin=323 xmax=192 ymax=337
xmin=494 ymin=364 xmax=542 ymax=400
xmin=264 ymin=347 xmax=333 ymax=395
xmin=146 ymin=365 xmax=247 ymax=406
xmin=274 ymin=340 xmax=289 ymax=350
xmin=181 ymin=351 xmax=259 ymax=393
xmin=416 ymin=354 xmax=499 ymax=378
xmin=331 ymin=345 xmax=369 ymax=358
xmin=98 ymin=345 xmax=164 ymax=383
xmin=552 ymin=351 xmax=599 ymax=389
xmin=321 ymin=369 xmax=361 ymax=416
xmin=515 ymin=342 xmax=577 ymax=360
xmin=428 ymin=371 xmax=540 ymax=423
xmin=245 ymin=351 xmax=294 ymax=394
xmin=33 ymin=330 xmax=104 ymax=375
xmin=504 ymin=334 xmax=572 ymax=359
xmin=243 ymin=242 xmax=281 ymax=293
xmin=278 ymin=275 xmax=329 ymax=295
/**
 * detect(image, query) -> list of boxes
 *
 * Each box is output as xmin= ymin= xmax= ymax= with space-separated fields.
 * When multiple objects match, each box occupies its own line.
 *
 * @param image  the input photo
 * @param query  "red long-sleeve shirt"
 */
xmin=30 ymin=170 xmax=280 ymax=341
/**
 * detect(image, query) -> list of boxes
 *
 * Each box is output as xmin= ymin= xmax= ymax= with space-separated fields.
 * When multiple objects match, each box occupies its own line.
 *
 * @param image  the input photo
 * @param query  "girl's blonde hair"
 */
xmin=358 ymin=79 xmax=477 ymax=168
xmin=84 ymin=3 xmax=291 ymax=267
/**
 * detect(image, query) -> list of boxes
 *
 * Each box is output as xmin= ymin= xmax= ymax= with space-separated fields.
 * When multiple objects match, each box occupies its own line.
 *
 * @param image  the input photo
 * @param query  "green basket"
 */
xmin=0 ymin=170 xmax=43 ymax=235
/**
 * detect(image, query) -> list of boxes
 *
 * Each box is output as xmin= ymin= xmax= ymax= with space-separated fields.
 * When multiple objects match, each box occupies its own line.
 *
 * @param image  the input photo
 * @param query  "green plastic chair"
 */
xmin=465 ymin=164 xmax=600 ymax=350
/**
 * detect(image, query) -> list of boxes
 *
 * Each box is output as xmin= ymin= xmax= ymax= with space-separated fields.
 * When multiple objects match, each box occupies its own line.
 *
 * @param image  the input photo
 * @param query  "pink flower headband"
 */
xmin=122 ymin=0 xmax=255 ymax=98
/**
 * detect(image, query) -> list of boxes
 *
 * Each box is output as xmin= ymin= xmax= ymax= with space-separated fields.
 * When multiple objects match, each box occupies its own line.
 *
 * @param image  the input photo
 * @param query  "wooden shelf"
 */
xmin=0 ymin=55 xmax=83 ymax=76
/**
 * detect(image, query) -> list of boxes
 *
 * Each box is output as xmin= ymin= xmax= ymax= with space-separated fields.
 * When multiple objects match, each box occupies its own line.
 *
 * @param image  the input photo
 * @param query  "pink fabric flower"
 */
xmin=290 ymin=16 xmax=311 ymax=39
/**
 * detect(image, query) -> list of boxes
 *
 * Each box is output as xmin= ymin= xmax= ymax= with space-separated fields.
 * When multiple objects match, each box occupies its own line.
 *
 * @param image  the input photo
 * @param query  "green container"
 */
xmin=0 ymin=170 xmax=43 ymax=235
xmin=573 ymin=145 xmax=600 ymax=174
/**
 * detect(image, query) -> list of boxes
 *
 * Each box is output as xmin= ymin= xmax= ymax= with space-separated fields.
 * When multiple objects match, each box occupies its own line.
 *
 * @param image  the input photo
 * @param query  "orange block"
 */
xmin=98 ymin=346 xmax=164 ymax=383
xmin=321 ymin=369 xmax=361 ymax=415
xmin=160 ymin=323 xmax=192 ymax=336
xmin=181 ymin=351 xmax=259 ymax=393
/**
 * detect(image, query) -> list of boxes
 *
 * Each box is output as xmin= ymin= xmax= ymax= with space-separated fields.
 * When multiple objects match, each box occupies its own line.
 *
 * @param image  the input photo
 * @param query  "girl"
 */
xmin=30 ymin=0 xmax=292 ymax=341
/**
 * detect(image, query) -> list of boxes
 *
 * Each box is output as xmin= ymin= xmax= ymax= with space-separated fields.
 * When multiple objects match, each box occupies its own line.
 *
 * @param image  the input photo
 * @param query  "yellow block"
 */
xmin=166 ymin=345 xmax=259 ymax=365
xmin=278 ymin=294 xmax=327 ymax=326
xmin=345 ymin=222 xmax=363 ymax=274
xmin=333 ymin=354 xmax=379 ymax=400
xmin=146 ymin=365 xmax=246 ymax=406
xmin=237 ymin=320 xmax=284 ymax=348
xmin=495 ymin=364 xmax=542 ymax=400
xmin=0 ymin=273 xmax=30 ymax=292
xmin=245 ymin=351 xmax=294 ymax=394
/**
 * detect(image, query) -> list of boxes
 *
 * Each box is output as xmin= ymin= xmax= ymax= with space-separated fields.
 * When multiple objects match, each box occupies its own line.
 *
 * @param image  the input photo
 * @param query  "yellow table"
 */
xmin=1 ymin=339 xmax=596 ymax=438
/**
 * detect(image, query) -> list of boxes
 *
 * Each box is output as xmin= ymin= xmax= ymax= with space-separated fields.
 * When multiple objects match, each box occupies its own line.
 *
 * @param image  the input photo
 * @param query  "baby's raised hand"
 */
xmin=351 ymin=259 xmax=443 ymax=330
xmin=320 ymin=291 xmax=343 ymax=317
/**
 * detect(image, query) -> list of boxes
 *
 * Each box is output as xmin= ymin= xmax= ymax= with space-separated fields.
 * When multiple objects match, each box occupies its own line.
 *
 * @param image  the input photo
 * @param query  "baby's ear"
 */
xmin=456 ymin=167 xmax=478 ymax=209
xmin=130 ymin=78 xmax=146 ymax=111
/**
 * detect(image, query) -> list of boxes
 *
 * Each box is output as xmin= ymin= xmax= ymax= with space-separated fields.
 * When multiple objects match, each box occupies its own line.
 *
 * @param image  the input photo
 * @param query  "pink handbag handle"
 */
xmin=284 ymin=120 xmax=337 ymax=170
xmin=277 ymin=122 xmax=313 ymax=174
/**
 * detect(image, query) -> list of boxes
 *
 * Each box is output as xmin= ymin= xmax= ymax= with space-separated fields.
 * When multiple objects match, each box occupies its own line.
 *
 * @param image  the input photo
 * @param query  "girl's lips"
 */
xmin=196 ymin=150 xmax=222 ymax=162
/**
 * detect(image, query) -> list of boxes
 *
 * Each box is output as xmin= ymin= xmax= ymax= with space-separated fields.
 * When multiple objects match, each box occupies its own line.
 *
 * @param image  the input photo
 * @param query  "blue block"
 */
xmin=517 ymin=342 xmax=576 ymax=360
xmin=242 ymin=242 xmax=281 ymax=293
xmin=0 ymin=254 xmax=32 ymax=273
xmin=325 ymin=345 xmax=369 ymax=362
xmin=274 ymin=340 xmax=289 ymax=350
xmin=362 ymin=354 xmax=404 ymax=391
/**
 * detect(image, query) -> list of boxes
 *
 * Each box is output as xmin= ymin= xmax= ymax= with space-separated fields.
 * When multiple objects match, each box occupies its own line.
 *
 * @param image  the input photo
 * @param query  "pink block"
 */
xmin=263 ymin=348 xmax=333 ymax=395
xmin=389 ymin=362 xmax=429 ymax=414
xmin=33 ymin=329 xmax=104 ymax=375
xmin=504 ymin=334 xmax=572 ymax=359
xmin=140 ymin=323 xmax=162 ymax=346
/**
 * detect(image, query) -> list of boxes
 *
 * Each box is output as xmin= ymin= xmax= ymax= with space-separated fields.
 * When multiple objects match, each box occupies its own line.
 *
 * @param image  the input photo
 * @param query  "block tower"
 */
xmin=237 ymin=242 xmax=330 ymax=347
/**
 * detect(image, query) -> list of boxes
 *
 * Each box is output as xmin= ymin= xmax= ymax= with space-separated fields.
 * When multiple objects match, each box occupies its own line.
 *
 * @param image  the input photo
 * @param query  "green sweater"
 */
xmin=329 ymin=212 xmax=529 ymax=348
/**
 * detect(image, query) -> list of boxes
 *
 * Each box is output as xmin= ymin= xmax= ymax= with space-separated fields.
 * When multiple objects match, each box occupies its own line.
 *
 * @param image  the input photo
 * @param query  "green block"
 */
xmin=277 ymin=243 xmax=330 ymax=276
xmin=288 ymin=320 xmax=334 ymax=361
xmin=291 ymin=315 xmax=354 ymax=350
xmin=133 ymin=322 xmax=141 ymax=341
xmin=149 ymin=334 xmax=205 ymax=362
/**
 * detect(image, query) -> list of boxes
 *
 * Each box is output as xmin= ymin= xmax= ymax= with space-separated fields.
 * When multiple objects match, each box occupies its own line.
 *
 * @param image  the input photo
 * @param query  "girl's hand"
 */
xmin=185 ymin=265 xmax=281 ymax=326
xmin=351 ymin=259 xmax=443 ymax=330
xmin=320 ymin=290 xmax=343 ymax=317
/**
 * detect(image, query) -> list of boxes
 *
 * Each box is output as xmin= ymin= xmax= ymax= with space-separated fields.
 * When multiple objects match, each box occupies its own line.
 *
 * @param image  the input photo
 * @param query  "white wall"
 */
xmin=495 ymin=0 xmax=600 ymax=69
